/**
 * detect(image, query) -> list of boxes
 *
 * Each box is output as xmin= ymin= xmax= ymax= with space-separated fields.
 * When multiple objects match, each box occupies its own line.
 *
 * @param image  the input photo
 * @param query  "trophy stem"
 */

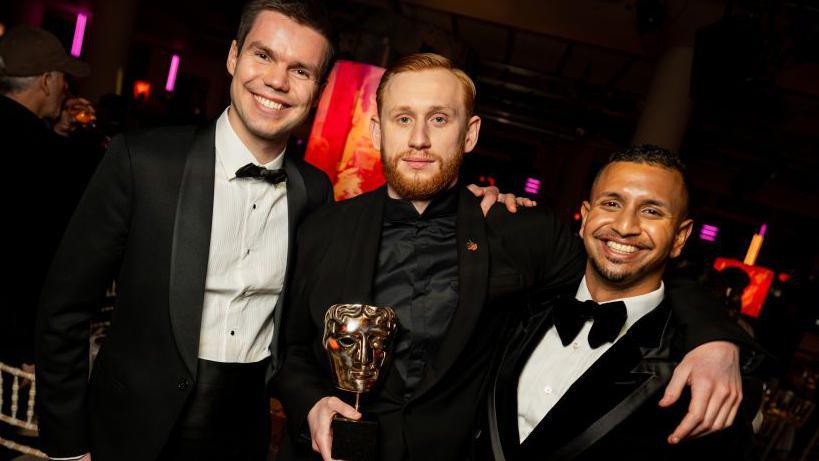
xmin=355 ymin=393 xmax=360 ymax=412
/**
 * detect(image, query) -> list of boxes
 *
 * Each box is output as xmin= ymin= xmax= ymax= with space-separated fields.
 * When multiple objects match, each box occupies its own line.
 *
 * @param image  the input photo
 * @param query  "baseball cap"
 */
xmin=0 ymin=25 xmax=90 ymax=78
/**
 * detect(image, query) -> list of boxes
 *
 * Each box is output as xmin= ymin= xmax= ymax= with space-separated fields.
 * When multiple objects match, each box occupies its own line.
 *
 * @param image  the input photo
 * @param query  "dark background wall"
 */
xmin=2 ymin=0 xmax=817 ymax=297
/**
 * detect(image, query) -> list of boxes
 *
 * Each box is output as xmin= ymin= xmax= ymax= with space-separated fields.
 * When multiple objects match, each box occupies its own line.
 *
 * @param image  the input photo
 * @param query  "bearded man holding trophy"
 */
xmin=272 ymin=53 xmax=755 ymax=461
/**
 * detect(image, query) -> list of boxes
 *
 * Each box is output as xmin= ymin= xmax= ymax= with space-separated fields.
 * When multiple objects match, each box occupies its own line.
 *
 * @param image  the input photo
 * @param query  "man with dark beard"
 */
xmin=485 ymin=146 xmax=759 ymax=460
xmin=272 ymin=54 xmax=753 ymax=461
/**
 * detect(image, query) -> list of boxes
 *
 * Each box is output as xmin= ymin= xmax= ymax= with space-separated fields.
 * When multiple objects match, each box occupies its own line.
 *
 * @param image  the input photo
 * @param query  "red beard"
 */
xmin=381 ymin=149 xmax=463 ymax=201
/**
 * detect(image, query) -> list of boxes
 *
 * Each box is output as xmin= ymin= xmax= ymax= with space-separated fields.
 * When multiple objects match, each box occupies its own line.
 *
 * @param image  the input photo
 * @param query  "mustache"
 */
xmin=592 ymin=229 xmax=653 ymax=249
xmin=395 ymin=150 xmax=442 ymax=161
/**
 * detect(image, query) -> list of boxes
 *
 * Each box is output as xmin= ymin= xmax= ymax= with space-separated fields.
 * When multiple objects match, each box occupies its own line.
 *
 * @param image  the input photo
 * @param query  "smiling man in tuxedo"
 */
xmin=273 ymin=54 xmax=754 ymax=461
xmin=486 ymin=145 xmax=759 ymax=460
xmin=35 ymin=2 xmax=336 ymax=461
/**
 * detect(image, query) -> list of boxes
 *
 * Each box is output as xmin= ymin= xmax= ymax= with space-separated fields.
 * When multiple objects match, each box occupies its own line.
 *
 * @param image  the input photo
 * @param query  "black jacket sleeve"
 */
xmin=666 ymin=277 xmax=757 ymax=354
xmin=487 ymin=205 xmax=586 ymax=300
xmin=35 ymin=134 xmax=133 ymax=458
xmin=271 ymin=212 xmax=336 ymax=444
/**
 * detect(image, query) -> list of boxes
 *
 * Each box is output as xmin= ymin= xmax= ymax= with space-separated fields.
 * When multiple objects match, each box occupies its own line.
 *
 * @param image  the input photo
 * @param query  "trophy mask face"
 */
xmin=323 ymin=304 xmax=397 ymax=393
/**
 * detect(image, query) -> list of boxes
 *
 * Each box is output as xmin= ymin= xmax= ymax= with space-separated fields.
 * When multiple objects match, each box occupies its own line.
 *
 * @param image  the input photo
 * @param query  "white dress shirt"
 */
xmin=197 ymin=108 xmax=289 ymax=363
xmin=50 ymin=109 xmax=289 ymax=460
xmin=516 ymin=277 xmax=665 ymax=442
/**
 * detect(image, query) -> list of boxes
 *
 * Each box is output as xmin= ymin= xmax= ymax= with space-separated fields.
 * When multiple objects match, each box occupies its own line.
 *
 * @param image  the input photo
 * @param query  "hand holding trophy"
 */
xmin=323 ymin=304 xmax=397 ymax=461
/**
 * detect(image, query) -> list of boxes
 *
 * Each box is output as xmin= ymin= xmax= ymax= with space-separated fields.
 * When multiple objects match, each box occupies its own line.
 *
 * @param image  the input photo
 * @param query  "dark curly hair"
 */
xmin=594 ymin=144 xmax=692 ymax=217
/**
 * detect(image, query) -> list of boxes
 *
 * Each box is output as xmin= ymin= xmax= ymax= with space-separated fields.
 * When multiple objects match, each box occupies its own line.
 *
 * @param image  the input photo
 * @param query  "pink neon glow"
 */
xmin=759 ymin=224 xmax=767 ymax=237
xmin=524 ymin=177 xmax=541 ymax=194
xmin=165 ymin=54 xmax=180 ymax=92
xmin=699 ymin=224 xmax=719 ymax=242
xmin=70 ymin=13 xmax=87 ymax=57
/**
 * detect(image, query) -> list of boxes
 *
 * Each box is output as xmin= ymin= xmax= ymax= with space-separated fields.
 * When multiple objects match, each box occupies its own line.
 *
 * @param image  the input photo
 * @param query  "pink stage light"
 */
xmin=165 ymin=54 xmax=180 ymax=92
xmin=70 ymin=13 xmax=87 ymax=57
xmin=524 ymin=177 xmax=541 ymax=195
xmin=699 ymin=224 xmax=719 ymax=242
xmin=759 ymin=224 xmax=767 ymax=237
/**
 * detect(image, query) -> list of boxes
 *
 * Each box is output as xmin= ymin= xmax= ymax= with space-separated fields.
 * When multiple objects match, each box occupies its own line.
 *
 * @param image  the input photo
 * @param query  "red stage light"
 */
xmin=713 ymin=257 xmax=774 ymax=318
xmin=478 ymin=176 xmax=496 ymax=186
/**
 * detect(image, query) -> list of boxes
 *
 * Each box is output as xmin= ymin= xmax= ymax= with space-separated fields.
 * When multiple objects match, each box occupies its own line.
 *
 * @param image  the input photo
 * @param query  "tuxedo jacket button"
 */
xmin=177 ymin=378 xmax=191 ymax=391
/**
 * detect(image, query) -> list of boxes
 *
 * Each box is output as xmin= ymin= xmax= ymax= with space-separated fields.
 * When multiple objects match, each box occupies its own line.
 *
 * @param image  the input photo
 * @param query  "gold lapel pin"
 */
xmin=466 ymin=240 xmax=478 ymax=252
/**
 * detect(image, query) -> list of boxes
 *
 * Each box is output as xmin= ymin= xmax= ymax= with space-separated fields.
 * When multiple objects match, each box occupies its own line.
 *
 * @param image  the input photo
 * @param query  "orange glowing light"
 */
xmin=133 ymin=80 xmax=152 ymax=100
xmin=743 ymin=233 xmax=764 ymax=266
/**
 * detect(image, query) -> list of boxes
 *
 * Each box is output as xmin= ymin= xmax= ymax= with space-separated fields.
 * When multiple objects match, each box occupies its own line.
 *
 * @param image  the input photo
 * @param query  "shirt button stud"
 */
xmin=544 ymin=386 xmax=553 ymax=395
xmin=252 ymin=204 xmax=256 ymax=210
xmin=230 ymin=330 xmax=235 ymax=336
xmin=572 ymin=342 xmax=579 ymax=350
xmin=177 ymin=378 xmax=191 ymax=391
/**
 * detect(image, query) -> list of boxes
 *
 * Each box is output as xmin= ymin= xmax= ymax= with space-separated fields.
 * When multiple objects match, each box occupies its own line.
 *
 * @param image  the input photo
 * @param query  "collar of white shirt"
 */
xmin=574 ymin=276 xmax=665 ymax=334
xmin=215 ymin=107 xmax=285 ymax=181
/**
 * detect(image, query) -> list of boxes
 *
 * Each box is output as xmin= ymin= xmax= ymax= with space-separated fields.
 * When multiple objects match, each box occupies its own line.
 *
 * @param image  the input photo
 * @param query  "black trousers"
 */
xmin=158 ymin=358 xmax=270 ymax=461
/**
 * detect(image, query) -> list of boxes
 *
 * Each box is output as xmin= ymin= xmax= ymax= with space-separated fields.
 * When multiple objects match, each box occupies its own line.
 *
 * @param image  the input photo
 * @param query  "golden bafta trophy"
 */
xmin=323 ymin=303 xmax=397 ymax=461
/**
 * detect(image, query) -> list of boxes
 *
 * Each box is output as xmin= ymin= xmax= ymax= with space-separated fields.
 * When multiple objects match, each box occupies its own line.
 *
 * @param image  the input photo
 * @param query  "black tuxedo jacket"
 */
xmin=487 ymin=294 xmax=759 ymax=461
xmin=272 ymin=185 xmax=752 ymax=461
xmin=35 ymin=121 xmax=332 ymax=460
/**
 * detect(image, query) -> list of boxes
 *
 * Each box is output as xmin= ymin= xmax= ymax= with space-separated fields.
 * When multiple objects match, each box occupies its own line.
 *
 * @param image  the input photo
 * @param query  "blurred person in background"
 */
xmin=0 ymin=24 xmax=94 ymax=380
xmin=0 ymin=24 xmax=98 ymax=461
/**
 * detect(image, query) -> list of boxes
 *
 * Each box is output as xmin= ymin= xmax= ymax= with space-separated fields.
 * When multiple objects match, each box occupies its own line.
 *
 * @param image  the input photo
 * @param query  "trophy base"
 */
xmin=331 ymin=416 xmax=379 ymax=461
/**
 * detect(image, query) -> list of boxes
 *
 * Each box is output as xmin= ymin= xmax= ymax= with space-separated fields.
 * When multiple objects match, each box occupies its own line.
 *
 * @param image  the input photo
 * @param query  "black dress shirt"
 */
xmin=373 ymin=186 xmax=459 ymax=398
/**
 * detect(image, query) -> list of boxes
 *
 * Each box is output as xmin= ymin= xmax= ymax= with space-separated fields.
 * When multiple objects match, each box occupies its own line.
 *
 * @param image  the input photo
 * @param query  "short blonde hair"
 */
xmin=375 ymin=53 xmax=477 ymax=117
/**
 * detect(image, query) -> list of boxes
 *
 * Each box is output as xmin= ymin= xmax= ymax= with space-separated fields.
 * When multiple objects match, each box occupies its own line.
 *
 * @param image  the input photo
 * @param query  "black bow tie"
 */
xmin=235 ymin=163 xmax=288 ymax=185
xmin=552 ymin=297 xmax=627 ymax=349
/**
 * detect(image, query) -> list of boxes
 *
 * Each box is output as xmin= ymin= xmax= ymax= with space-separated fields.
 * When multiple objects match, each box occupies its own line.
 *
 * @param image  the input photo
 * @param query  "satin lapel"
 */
xmin=413 ymin=188 xmax=488 ymax=399
xmin=549 ymin=306 xmax=675 ymax=459
xmin=168 ymin=122 xmax=216 ymax=377
xmin=340 ymin=187 xmax=386 ymax=305
xmin=269 ymin=158 xmax=308 ymax=372
xmin=520 ymin=303 xmax=673 ymax=457
xmin=519 ymin=332 xmax=643 ymax=456
xmin=283 ymin=158 xmax=307 ymax=243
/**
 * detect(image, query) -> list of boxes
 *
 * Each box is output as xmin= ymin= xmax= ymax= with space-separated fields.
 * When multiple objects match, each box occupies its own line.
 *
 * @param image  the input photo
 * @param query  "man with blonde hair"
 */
xmin=273 ymin=53 xmax=752 ymax=461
